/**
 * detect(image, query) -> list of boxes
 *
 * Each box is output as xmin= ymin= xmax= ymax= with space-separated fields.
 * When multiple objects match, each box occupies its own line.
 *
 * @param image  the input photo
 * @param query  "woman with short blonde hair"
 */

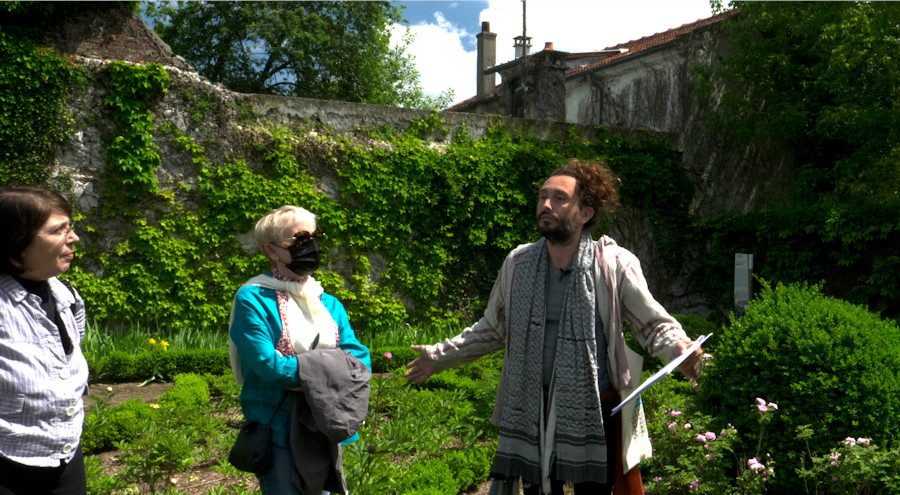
xmin=229 ymin=205 xmax=370 ymax=495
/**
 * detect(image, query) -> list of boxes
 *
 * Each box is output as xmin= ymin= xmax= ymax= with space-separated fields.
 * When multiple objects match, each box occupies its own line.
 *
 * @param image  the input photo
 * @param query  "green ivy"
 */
xmin=0 ymin=25 xmax=85 ymax=185
xmin=2 ymin=36 xmax=691 ymax=334
xmin=102 ymin=61 xmax=169 ymax=201
xmin=68 ymin=108 xmax=688 ymax=334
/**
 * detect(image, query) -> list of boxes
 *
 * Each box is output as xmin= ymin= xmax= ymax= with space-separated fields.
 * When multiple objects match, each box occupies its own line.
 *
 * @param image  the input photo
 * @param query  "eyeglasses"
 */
xmin=39 ymin=221 xmax=76 ymax=239
xmin=273 ymin=230 xmax=325 ymax=249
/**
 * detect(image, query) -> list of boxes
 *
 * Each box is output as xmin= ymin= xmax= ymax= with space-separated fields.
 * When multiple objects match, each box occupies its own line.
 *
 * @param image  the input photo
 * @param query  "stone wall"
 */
xmin=42 ymin=7 xmax=758 ymax=318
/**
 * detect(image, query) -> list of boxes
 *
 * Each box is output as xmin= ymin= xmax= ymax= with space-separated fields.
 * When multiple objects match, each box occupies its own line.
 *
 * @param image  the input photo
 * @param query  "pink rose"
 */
xmin=748 ymin=458 xmax=765 ymax=472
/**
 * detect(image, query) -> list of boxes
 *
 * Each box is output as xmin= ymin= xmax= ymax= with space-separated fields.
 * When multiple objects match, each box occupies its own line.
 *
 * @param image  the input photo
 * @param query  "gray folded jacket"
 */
xmin=290 ymin=348 xmax=371 ymax=495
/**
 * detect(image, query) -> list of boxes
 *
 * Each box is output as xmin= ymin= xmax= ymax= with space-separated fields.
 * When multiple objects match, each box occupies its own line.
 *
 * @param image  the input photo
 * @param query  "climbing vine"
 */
xmin=0 ymin=24 xmax=85 ymax=185
xmin=65 ymin=99 xmax=689 ymax=334
xmin=102 ymin=61 xmax=169 ymax=201
xmin=0 ymin=30 xmax=698 ymax=333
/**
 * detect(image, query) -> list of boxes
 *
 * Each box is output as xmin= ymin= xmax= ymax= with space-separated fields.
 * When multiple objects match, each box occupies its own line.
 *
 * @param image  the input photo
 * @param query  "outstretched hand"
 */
xmin=403 ymin=345 xmax=436 ymax=384
xmin=674 ymin=339 xmax=704 ymax=381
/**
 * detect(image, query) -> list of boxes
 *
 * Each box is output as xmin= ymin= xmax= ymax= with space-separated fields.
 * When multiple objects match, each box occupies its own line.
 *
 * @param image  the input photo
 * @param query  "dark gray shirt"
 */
xmin=543 ymin=265 xmax=611 ymax=391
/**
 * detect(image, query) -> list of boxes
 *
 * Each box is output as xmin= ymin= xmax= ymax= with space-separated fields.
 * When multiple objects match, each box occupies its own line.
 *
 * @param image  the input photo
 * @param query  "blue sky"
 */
xmin=393 ymin=1 xmax=489 ymax=52
xmin=389 ymin=0 xmax=716 ymax=105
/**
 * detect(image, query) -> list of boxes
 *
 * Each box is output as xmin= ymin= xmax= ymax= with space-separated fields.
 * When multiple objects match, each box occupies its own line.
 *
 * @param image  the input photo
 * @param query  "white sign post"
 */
xmin=734 ymin=253 xmax=753 ymax=316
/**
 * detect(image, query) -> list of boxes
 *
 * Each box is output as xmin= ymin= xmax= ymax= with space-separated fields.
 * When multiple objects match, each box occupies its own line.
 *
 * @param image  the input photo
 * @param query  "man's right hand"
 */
xmin=403 ymin=345 xmax=436 ymax=384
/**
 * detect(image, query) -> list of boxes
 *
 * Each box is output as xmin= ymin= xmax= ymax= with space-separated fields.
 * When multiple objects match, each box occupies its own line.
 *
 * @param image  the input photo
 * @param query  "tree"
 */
xmin=144 ymin=1 xmax=452 ymax=109
xmin=708 ymin=2 xmax=900 ymax=204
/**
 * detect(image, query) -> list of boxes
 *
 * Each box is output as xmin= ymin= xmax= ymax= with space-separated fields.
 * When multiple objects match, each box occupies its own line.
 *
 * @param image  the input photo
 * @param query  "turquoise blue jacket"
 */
xmin=229 ymin=276 xmax=371 ymax=447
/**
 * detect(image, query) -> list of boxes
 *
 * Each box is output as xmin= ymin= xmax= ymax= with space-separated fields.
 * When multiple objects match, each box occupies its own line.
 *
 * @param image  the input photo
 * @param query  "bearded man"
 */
xmin=404 ymin=159 xmax=703 ymax=495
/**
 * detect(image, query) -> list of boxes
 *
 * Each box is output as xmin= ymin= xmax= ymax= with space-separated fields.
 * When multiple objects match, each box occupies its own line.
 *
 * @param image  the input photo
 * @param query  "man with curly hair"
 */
xmin=405 ymin=159 xmax=703 ymax=495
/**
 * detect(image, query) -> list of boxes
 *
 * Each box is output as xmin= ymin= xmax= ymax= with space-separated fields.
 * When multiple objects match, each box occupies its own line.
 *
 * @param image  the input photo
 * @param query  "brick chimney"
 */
xmin=476 ymin=21 xmax=497 ymax=100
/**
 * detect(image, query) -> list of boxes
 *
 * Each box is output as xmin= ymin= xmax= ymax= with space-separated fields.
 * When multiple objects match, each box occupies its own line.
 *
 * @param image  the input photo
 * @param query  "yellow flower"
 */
xmin=148 ymin=338 xmax=157 ymax=345
xmin=160 ymin=340 xmax=169 ymax=350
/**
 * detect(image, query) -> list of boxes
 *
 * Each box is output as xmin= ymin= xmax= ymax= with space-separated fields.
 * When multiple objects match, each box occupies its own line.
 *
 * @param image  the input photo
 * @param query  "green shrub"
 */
xmin=441 ymin=442 xmax=495 ymax=491
xmin=370 ymin=346 xmax=417 ymax=373
xmin=398 ymin=458 xmax=456 ymax=495
xmin=89 ymin=348 xmax=230 ymax=383
xmin=673 ymin=313 xmax=719 ymax=341
xmin=397 ymin=442 xmax=495 ymax=495
xmin=203 ymin=372 xmax=241 ymax=397
xmin=158 ymin=373 xmax=210 ymax=409
xmin=92 ymin=350 xmax=139 ymax=381
xmin=168 ymin=348 xmax=231 ymax=375
xmin=697 ymin=280 xmax=900 ymax=493
xmin=82 ymin=399 xmax=157 ymax=454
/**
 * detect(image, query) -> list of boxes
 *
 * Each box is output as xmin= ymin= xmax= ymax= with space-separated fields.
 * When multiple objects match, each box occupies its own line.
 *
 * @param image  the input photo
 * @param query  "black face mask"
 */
xmin=284 ymin=239 xmax=321 ymax=278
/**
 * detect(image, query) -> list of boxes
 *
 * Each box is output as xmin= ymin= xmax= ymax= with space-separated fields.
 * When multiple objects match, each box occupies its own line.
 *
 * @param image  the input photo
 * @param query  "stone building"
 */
xmin=450 ymin=11 xmax=736 ymax=132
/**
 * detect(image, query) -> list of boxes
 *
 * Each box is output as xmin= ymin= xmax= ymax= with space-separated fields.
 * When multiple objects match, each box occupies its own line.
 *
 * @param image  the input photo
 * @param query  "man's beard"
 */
xmin=536 ymin=211 xmax=580 ymax=245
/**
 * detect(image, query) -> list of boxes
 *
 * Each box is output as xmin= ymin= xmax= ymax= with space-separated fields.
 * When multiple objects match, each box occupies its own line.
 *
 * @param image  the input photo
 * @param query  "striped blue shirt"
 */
xmin=0 ymin=275 xmax=89 ymax=467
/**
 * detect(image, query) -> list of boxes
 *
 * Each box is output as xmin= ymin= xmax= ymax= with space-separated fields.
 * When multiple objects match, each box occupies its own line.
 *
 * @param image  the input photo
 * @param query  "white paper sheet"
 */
xmin=611 ymin=333 xmax=712 ymax=416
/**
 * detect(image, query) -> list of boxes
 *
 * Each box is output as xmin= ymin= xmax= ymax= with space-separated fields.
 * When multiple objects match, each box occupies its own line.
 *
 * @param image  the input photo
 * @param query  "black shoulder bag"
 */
xmin=228 ymin=392 xmax=288 ymax=474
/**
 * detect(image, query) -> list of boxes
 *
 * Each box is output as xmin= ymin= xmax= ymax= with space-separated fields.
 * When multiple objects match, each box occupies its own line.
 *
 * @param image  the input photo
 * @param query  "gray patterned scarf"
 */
xmin=491 ymin=231 xmax=607 ymax=490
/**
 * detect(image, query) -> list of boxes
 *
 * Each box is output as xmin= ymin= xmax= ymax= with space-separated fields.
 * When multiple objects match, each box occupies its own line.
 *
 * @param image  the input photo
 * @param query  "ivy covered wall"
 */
xmin=1 ymin=36 xmax=701 ymax=335
xmin=4 ymin=17 xmax=897 ymax=336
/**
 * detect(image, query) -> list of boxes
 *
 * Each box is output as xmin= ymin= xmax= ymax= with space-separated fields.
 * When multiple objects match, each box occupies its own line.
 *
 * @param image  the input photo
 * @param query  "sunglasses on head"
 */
xmin=276 ymin=229 xmax=325 ymax=248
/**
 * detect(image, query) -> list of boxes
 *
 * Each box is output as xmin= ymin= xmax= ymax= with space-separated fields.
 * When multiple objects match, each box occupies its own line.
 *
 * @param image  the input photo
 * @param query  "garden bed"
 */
xmin=82 ymin=380 xmax=498 ymax=494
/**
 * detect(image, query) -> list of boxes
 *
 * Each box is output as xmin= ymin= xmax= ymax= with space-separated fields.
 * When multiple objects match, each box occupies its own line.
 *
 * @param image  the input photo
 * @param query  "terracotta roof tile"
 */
xmin=445 ymin=85 xmax=500 ymax=112
xmin=567 ymin=9 xmax=737 ymax=77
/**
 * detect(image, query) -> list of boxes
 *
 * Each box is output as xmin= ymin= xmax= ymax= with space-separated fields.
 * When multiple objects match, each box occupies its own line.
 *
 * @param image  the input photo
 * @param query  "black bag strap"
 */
xmin=58 ymin=277 xmax=77 ymax=300
xmin=265 ymin=391 xmax=289 ymax=425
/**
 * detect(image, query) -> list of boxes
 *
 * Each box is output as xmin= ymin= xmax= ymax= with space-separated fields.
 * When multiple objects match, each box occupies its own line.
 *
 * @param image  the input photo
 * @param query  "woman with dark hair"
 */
xmin=0 ymin=185 xmax=89 ymax=495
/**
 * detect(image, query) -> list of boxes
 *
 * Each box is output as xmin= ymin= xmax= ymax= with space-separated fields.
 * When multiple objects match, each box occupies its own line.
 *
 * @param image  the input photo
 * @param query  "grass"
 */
xmin=358 ymin=321 xmax=465 ymax=349
xmin=82 ymin=320 xmax=229 ymax=356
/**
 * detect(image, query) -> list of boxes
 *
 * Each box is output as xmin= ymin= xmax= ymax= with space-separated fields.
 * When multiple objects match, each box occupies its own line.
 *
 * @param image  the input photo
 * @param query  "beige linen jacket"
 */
xmin=425 ymin=235 xmax=688 ymax=472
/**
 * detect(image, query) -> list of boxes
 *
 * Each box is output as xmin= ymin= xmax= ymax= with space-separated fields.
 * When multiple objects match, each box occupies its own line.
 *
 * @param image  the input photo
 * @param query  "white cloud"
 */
xmin=393 ymin=0 xmax=714 ymax=106
xmin=391 ymin=11 xmax=475 ymax=104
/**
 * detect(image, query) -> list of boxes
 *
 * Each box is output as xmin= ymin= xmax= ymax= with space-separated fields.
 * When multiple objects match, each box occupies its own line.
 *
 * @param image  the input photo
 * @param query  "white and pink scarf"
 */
xmin=229 ymin=269 xmax=339 ymax=385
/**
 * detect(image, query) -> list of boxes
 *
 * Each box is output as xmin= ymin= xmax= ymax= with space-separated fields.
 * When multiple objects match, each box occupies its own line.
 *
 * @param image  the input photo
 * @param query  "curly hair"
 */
xmin=549 ymin=158 xmax=620 ymax=229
